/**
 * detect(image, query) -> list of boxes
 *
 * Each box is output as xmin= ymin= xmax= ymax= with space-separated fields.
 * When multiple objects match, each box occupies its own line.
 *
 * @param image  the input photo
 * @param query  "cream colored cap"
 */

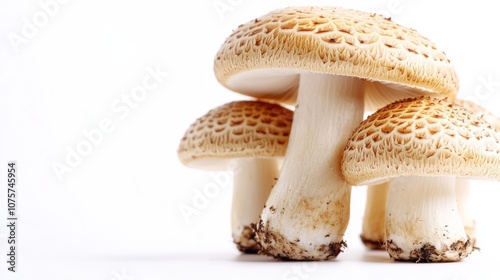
xmin=178 ymin=101 xmax=293 ymax=170
xmin=214 ymin=6 xmax=459 ymax=109
xmin=455 ymin=99 xmax=500 ymax=131
xmin=342 ymin=96 xmax=500 ymax=186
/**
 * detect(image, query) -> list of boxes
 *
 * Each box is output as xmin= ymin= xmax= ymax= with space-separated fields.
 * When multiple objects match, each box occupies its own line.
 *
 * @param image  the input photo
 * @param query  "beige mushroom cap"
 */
xmin=178 ymin=100 xmax=293 ymax=170
xmin=342 ymin=96 xmax=500 ymax=186
xmin=455 ymin=99 xmax=500 ymax=131
xmin=214 ymin=6 xmax=458 ymax=109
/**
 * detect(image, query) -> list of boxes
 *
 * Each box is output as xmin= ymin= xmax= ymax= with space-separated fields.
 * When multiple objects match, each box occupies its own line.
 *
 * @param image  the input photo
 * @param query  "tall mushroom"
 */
xmin=178 ymin=100 xmax=293 ymax=253
xmin=214 ymin=6 xmax=458 ymax=260
xmin=342 ymin=96 xmax=500 ymax=262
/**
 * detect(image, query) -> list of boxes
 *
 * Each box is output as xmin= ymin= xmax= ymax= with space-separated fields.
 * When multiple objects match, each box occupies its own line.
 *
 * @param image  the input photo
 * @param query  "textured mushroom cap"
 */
xmin=178 ymin=101 xmax=293 ymax=170
xmin=342 ymin=96 xmax=500 ymax=186
xmin=455 ymin=99 xmax=500 ymax=131
xmin=214 ymin=6 xmax=459 ymax=109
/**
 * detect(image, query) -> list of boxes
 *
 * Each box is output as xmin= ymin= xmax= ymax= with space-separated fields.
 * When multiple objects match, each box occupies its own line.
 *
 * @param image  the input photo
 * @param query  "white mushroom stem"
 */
xmin=455 ymin=178 xmax=476 ymax=245
xmin=385 ymin=176 xmax=472 ymax=262
xmin=361 ymin=181 xmax=390 ymax=249
xmin=256 ymin=73 xmax=364 ymax=260
xmin=231 ymin=158 xmax=278 ymax=253
xmin=360 ymin=179 xmax=476 ymax=251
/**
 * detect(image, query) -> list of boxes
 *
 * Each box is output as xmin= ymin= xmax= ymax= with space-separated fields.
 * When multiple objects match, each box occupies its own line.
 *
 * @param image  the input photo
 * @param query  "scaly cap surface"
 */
xmin=342 ymin=96 xmax=500 ymax=185
xmin=214 ymin=6 xmax=459 ymax=108
xmin=178 ymin=101 xmax=293 ymax=170
xmin=455 ymin=99 xmax=500 ymax=131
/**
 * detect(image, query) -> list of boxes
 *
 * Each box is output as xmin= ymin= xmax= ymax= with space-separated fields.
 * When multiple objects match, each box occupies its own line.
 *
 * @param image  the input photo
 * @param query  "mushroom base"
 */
xmin=231 ymin=158 xmax=278 ymax=254
xmin=360 ymin=235 xmax=385 ymax=250
xmin=234 ymin=225 xmax=260 ymax=254
xmin=386 ymin=239 xmax=473 ymax=263
xmin=385 ymin=176 xmax=474 ymax=262
xmin=361 ymin=181 xmax=389 ymax=251
xmin=254 ymin=220 xmax=346 ymax=260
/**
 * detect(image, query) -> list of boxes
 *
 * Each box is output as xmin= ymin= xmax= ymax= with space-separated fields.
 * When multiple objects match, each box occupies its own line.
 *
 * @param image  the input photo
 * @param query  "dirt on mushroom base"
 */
xmin=234 ymin=225 xmax=260 ymax=254
xmin=253 ymin=220 xmax=347 ymax=261
xmin=386 ymin=239 xmax=476 ymax=263
xmin=360 ymin=235 xmax=386 ymax=250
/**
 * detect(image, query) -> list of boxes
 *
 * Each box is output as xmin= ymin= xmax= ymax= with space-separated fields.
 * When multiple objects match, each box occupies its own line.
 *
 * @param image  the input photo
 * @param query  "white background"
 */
xmin=1 ymin=0 xmax=500 ymax=279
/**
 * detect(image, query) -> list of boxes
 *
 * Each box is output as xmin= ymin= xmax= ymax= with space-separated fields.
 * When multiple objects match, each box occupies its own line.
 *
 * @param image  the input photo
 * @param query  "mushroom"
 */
xmin=359 ymin=100 xmax=500 ymax=250
xmin=178 ymin=100 xmax=293 ymax=253
xmin=214 ymin=6 xmax=458 ymax=260
xmin=360 ymin=181 xmax=389 ymax=250
xmin=342 ymin=96 xmax=500 ymax=262
xmin=453 ymin=98 xmax=500 ymax=245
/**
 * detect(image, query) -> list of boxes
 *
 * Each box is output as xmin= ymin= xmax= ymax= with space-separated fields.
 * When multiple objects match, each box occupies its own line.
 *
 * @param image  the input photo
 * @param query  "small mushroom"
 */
xmin=215 ymin=6 xmax=458 ymax=260
xmin=360 ymin=181 xmax=389 ymax=250
xmin=359 ymin=99 xmax=500 ymax=249
xmin=178 ymin=100 xmax=293 ymax=253
xmin=342 ymin=96 xmax=500 ymax=262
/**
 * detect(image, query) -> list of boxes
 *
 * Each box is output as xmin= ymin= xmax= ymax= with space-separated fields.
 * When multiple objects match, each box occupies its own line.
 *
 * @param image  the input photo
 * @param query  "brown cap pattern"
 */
xmin=342 ymin=96 xmax=500 ymax=185
xmin=178 ymin=101 xmax=293 ymax=170
xmin=214 ymin=6 xmax=458 ymax=106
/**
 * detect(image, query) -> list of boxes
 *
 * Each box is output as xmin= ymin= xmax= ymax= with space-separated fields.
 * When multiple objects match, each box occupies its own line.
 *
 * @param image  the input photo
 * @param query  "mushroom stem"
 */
xmin=455 ymin=178 xmax=476 ymax=246
xmin=232 ymin=158 xmax=278 ymax=253
xmin=256 ymin=73 xmax=364 ymax=260
xmin=385 ymin=176 xmax=473 ymax=262
xmin=361 ymin=181 xmax=390 ymax=250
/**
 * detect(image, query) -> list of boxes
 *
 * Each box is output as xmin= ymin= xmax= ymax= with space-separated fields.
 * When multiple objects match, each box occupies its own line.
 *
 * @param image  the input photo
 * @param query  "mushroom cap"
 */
xmin=178 ymin=100 xmax=293 ymax=171
xmin=214 ymin=6 xmax=459 ymax=109
xmin=455 ymin=99 xmax=500 ymax=131
xmin=342 ymin=96 xmax=500 ymax=186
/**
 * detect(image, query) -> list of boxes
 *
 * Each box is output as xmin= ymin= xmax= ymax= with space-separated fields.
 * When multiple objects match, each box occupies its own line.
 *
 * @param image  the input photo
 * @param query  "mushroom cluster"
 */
xmin=178 ymin=5 xmax=500 ymax=263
